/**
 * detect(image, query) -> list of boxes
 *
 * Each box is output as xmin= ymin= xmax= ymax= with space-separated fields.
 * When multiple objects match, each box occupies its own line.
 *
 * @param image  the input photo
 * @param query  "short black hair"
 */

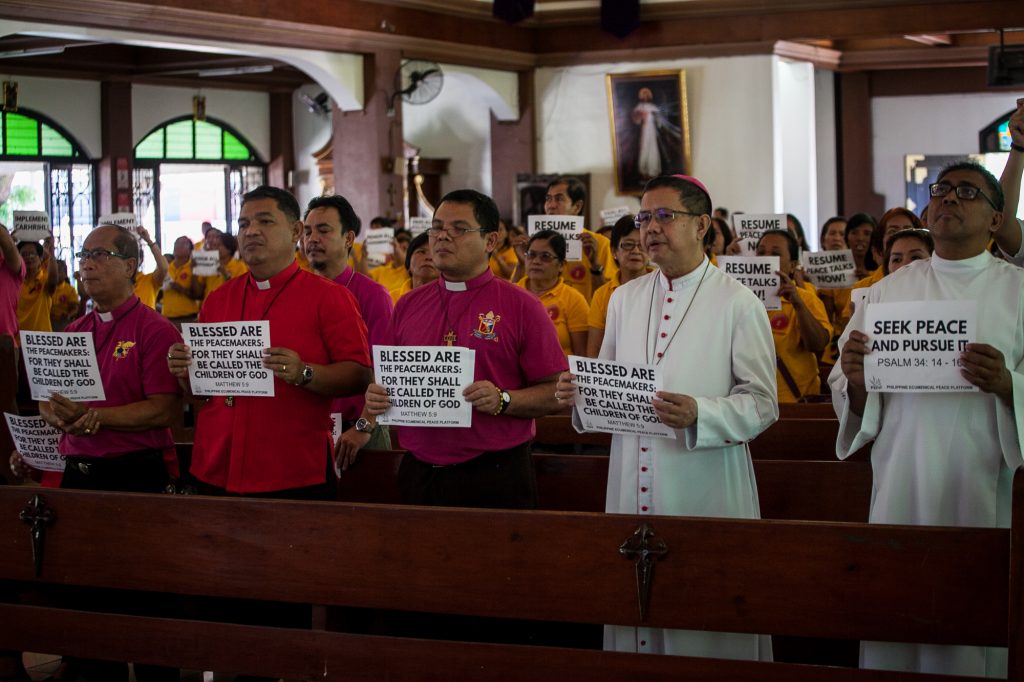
xmin=936 ymin=161 xmax=1004 ymax=212
xmin=757 ymin=229 xmax=799 ymax=262
xmin=546 ymin=176 xmax=586 ymax=206
xmin=305 ymin=194 xmax=362 ymax=236
xmin=17 ymin=241 xmax=43 ymax=257
xmin=242 ymin=185 xmax=301 ymax=223
xmin=610 ymin=215 xmax=637 ymax=250
xmin=845 ymin=212 xmax=879 ymax=271
xmin=711 ymin=217 xmax=733 ymax=249
xmin=221 ymin=233 xmax=239 ymax=255
xmin=405 ymin=231 xmax=430 ymax=271
xmin=819 ymin=216 xmax=847 ymax=243
xmin=642 ymin=175 xmax=712 ymax=217
xmin=370 ymin=216 xmax=393 ymax=228
xmin=883 ymin=228 xmax=934 ymax=275
xmin=786 ymin=213 xmax=809 ymax=251
xmin=528 ymin=229 xmax=567 ymax=263
xmin=436 ymin=189 xmax=500 ymax=233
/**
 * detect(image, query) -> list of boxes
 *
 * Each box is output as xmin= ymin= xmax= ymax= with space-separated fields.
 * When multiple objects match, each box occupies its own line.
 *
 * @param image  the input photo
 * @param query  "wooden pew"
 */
xmin=0 ymin=473 xmax=1019 ymax=681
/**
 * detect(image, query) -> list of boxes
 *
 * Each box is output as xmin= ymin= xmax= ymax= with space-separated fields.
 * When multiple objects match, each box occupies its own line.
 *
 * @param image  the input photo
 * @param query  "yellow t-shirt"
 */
xmin=561 ymin=229 xmax=619 ymax=303
xmin=296 ymin=248 xmax=311 ymax=272
xmin=395 ymin=278 xmax=414 ymax=301
xmin=50 ymin=281 xmax=80 ymax=324
xmin=588 ymin=272 xmax=623 ymax=332
xmin=134 ymin=271 xmax=161 ymax=309
xmin=199 ymin=258 xmax=249 ymax=302
xmin=370 ymin=264 xmax=410 ymax=304
xmin=489 ymin=246 xmax=518 ymax=280
xmin=162 ymin=260 xmax=199 ymax=319
xmin=517 ymin=277 xmax=590 ymax=357
xmin=17 ymin=269 xmax=53 ymax=332
xmin=347 ymin=241 xmax=363 ymax=271
xmin=769 ymin=282 xmax=833 ymax=403
xmin=816 ymin=286 xmax=852 ymax=366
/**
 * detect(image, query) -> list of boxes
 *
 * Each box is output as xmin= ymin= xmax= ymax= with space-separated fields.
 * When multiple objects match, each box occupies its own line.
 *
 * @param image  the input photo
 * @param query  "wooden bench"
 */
xmin=1 ymin=472 xmax=1019 ymax=681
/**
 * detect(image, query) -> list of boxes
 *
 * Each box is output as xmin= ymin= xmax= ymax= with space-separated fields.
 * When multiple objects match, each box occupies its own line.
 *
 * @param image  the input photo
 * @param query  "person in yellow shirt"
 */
xmin=133 ymin=225 xmax=168 ymax=310
xmin=534 ymin=176 xmax=617 ymax=302
xmin=16 ymin=237 xmax=57 ymax=332
xmin=756 ymin=229 xmax=832 ymax=403
xmin=161 ymin=235 xmax=200 ymax=327
xmin=369 ymin=228 xmax=412 ymax=303
xmin=587 ymin=215 xmax=652 ymax=357
xmin=517 ymin=229 xmax=589 ymax=358
xmin=845 ymin=212 xmax=879 ymax=284
xmin=395 ymin=231 xmax=438 ymax=300
xmin=816 ymin=216 xmax=851 ymax=369
xmin=196 ymin=232 xmax=248 ymax=304
xmin=50 ymin=261 xmax=79 ymax=331
xmin=489 ymin=219 xmax=518 ymax=280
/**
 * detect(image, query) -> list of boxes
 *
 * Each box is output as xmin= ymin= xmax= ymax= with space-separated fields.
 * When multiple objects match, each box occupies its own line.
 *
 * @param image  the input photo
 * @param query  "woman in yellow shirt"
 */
xmin=587 ymin=215 xmax=652 ymax=357
xmin=16 ymin=238 xmax=57 ymax=332
xmin=197 ymin=233 xmax=248 ymax=304
xmin=517 ymin=230 xmax=589 ymax=358
xmin=50 ymin=261 xmax=80 ymax=331
xmin=488 ymin=219 xmax=519 ymax=280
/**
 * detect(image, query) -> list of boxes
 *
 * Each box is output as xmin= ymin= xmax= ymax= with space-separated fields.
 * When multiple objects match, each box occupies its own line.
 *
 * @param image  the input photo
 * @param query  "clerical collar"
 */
xmin=441 ymin=268 xmax=494 ymax=292
xmin=658 ymin=256 xmax=709 ymax=291
xmin=250 ymin=261 xmax=299 ymax=292
xmin=95 ymin=296 xmax=140 ymax=324
xmin=931 ymin=250 xmax=990 ymax=273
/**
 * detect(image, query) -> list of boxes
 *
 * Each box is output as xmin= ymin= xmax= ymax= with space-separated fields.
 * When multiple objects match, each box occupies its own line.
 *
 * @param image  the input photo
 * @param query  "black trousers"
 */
xmin=397 ymin=441 xmax=538 ymax=509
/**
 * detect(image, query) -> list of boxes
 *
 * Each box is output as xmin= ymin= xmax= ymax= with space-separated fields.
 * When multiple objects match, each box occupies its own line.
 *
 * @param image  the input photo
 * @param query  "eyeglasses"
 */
xmin=76 ymin=249 xmax=130 ymax=263
xmin=427 ymin=224 xmax=485 ymax=238
xmin=634 ymin=208 xmax=701 ymax=229
xmin=928 ymin=182 xmax=998 ymax=210
xmin=525 ymin=250 xmax=558 ymax=263
xmin=617 ymin=240 xmax=643 ymax=252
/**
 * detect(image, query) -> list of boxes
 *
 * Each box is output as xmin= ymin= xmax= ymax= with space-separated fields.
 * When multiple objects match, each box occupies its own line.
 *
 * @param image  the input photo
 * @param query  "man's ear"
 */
xmin=485 ymin=229 xmax=500 ymax=255
xmin=695 ymin=215 xmax=711 ymax=242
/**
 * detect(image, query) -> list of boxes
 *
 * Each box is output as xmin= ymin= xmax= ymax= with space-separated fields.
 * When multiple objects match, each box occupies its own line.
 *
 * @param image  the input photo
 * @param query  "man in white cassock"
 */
xmin=556 ymin=174 xmax=778 ymax=659
xmin=831 ymin=160 xmax=1024 ymax=678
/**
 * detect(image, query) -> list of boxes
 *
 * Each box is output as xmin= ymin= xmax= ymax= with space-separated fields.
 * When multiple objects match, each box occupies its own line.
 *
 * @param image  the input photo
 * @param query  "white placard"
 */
xmin=732 ymin=213 xmax=786 ymax=243
xmin=408 ymin=216 xmax=432 ymax=237
xmin=800 ymin=250 xmax=857 ymax=289
xmin=732 ymin=237 xmax=759 ymax=255
xmin=19 ymin=331 xmax=106 ymax=402
xmin=850 ymin=288 xmax=869 ymax=315
xmin=373 ymin=345 xmax=475 ymax=427
xmin=192 ymin=250 xmax=220 ymax=276
xmin=528 ymin=214 xmax=584 ymax=260
xmin=98 ymin=212 xmax=139 ymax=231
xmin=568 ymin=355 xmax=675 ymax=439
xmin=4 ymin=413 xmax=64 ymax=472
xmin=182 ymin=321 xmax=274 ymax=397
xmin=717 ymin=256 xmax=782 ymax=310
xmin=11 ymin=211 xmax=51 ymax=241
xmin=330 ymin=411 xmax=344 ymax=443
xmin=365 ymin=227 xmax=395 ymax=257
xmin=600 ymin=206 xmax=632 ymax=227
xmin=863 ymin=300 xmax=977 ymax=393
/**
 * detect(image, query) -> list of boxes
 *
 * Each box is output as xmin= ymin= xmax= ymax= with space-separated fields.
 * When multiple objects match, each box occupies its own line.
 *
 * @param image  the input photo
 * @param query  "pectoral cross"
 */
xmin=619 ymin=523 xmax=668 ymax=622
xmin=20 ymin=494 xmax=55 ymax=577
xmin=443 ymin=329 xmax=457 ymax=346
xmin=225 ymin=396 xmax=234 ymax=407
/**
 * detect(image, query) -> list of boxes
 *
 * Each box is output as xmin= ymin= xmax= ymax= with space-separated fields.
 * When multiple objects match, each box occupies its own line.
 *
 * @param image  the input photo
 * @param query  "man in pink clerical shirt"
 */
xmin=359 ymin=189 xmax=567 ymax=509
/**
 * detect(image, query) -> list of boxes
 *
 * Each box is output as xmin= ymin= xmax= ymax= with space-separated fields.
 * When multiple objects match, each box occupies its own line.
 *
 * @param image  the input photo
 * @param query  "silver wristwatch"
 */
xmin=354 ymin=417 xmax=375 ymax=433
xmin=299 ymin=364 xmax=314 ymax=386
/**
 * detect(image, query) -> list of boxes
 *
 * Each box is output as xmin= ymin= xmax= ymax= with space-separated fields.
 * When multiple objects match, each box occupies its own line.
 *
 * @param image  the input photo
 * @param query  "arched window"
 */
xmin=979 ymin=109 xmax=1015 ymax=153
xmin=132 ymin=116 xmax=265 ymax=252
xmin=0 ymin=108 xmax=94 ymax=268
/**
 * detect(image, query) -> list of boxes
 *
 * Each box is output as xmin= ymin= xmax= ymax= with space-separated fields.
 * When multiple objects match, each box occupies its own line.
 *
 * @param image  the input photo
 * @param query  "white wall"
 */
xmin=536 ymin=56 xmax=779 ymax=227
xmin=814 ymin=68 xmax=838 ymax=230
xmin=132 ymin=84 xmax=270 ymax=161
xmin=8 ymin=76 xmax=101 ymax=157
xmin=774 ymin=58 xmax=818 ymax=248
xmin=872 ymin=91 xmax=1024 ymax=210
xmin=292 ymin=84 xmax=332 ymax=208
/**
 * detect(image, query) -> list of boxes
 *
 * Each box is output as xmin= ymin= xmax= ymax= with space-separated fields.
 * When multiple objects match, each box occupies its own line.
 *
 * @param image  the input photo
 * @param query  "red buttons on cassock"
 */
xmin=641 ymin=505 xmax=649 ymax=511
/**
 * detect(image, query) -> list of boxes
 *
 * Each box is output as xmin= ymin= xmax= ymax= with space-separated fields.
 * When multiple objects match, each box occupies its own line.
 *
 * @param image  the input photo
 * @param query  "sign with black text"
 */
xmin=717 ymin=255 xmax=782 ymax=310
xmin=98 ymin=212 xmax=139 ymax=231
xmin=192 ymin=250 xmax=220 ymax=276
xmin=4 ymin=413 xmax=64 ymax=472
xmin=569 ymin=355 xmax=675 ymax=439
xmin=408 ymin=216 xmax=431 ymax=237
xmin=12 ymin=211 xmax=51 ymax=241
xmin=20 ymin=331 xmax=105 ymax=401
xmin=528 ymin=214 xmax=583 ymax=260
xmin=800 ymin=250 xmax=856 ymax=289
xmin=863 ymin=300 xmax=977 ymax=393
xmin=732 ymin=213 xmax=785 ymax=243
xmin=182 ymin=321 xmax=274 ymax=397
xmin=600 ymin=206 xmax=632 ymax=227
xmin=373 ymin=345 xmax=474 ymax=427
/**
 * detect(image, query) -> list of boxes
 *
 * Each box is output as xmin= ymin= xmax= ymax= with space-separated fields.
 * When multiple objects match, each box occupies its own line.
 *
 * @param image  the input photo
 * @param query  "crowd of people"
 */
xmin=0 ymin=98 xmax=1022 ymax=679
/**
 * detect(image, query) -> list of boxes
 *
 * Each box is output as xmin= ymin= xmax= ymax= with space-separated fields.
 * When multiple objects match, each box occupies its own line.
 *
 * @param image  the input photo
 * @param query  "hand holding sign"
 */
xmin=47 ymin=394 xmax=101 ymax=436
xmin=652 ymin=391 xmax=698 ymax=430
xmin=960 ymin=343 xmax=1012 ymax=404
xmin=840 ymin=330 xmax=871 ymax=391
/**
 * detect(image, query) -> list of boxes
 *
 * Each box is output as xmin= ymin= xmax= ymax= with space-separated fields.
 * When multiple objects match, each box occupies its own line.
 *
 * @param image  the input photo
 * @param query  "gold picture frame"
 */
xmin=605 ymin=70 xmax=691 ymax=195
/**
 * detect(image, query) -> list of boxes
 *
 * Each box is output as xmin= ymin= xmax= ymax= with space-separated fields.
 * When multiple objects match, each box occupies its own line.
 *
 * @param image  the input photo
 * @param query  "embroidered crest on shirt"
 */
xmin=113 ymin=340 xmax=136 ymax=359
xmin=473 ymin=311 xmax=501 ymax=341
xmin=546 ymin=305 xmax=560 ymax=322
xmin=569 ymin=263 xmax=586 ymax=281
xmin=770 ymin=313 xmax=790 ymax=331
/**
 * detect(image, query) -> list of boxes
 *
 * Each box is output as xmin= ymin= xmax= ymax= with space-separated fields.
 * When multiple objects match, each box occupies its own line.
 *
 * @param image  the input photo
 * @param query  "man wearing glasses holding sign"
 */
xmin=832 ymin=160 xmax=1024 ymax=677
xmin=555 ymin=175 xmax=778 ymax=660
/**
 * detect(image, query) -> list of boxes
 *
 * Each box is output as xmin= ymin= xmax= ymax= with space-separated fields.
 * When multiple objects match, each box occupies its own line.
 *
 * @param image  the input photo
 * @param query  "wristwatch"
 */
xmin=354 ymin=417 xmax=375 ymax=433
xmin=299 ymin=364 xmax=314 ymax=386
xmin=590 ymin=265 xmax=604 ymax=276
xmin=493 ymin=388 xmax=511 ymax=416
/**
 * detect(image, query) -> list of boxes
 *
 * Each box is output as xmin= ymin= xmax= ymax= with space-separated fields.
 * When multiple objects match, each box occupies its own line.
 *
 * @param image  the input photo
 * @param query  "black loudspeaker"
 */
xmin=988 ymin=45 xmax=1024 ymax=87
xmin=601 ymin=0 xmax=640 ymax=39
xmin=493 ymin=0 xmax=535 ymax=24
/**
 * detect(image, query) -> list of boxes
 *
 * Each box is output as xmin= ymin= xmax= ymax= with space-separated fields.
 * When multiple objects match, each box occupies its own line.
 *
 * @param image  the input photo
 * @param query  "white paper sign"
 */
xmin=330 ymin=411 xmax=344 ymax=443
xmin=408 ymin=216 xmax=432 ymax=237
xmin=863 ymin=300 xmax=977 ymax=393
xmin=733 ymin=213 xmax=786 ymax=243
xmin=365 ymin=227 xmax=394 ymax=257
xmin=373 ymin=345 xmax=475 ymax=427
xmin=850 ymin=288 xmax=869 ymax=315
xmin=11 ymin=211 xmax=51 ymax=241
xmin=182 ymin=321 xmax=274 ymax=397
xmin=98 ymin=212 xmax=139 ymax=231
xmin=568 ymin=355 xmax=675 ymax=439
xmin=4 ymin=413 xmax=64 ymax=472
xmin=800 ymin=250 xmax=857 ymax=289
xmin=717 ymin=256 xmax=782 ymax=310
xmin=600 ymin=206 xmax=632 ymax=227
xmin=528 ymin=214 xmax=583 ymax=260
xmin=733 ymin=237 xmax=759 ymax=255
xmin=19 ymin=331 xmax=106 ymax=402
xmin=192 ymin=250 xmax=220 ymax=276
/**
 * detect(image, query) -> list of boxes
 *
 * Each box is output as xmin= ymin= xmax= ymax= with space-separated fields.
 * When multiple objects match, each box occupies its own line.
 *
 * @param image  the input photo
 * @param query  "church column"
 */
xmin=98 ymin=81 xmax=133 ymax=217
xmin=490 ymin=70 xmax=535 ymax=221
xmin=268 ymin=91 xmax=295 ymax=194
xmin=836 ymin=72 xmax=885 ymax=217
xmin=332 ymin=50 xmax=404 ymax=223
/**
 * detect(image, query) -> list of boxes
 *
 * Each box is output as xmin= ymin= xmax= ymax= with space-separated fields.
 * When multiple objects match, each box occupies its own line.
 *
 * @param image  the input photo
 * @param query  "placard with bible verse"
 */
xmin=182 ymin=321 xmax=274 ymax=397
xmin=863 ymin=300 xmax=977 ymax=393
xmin=373 ymin=345 xmax=474 ymax=427
xmin=20 ymin=331 xmax=105 ymax=402
xmin=4 ymin=413 xmax=64 ymax=472
xmin=569 ymin=355 xmax=675 ymax=439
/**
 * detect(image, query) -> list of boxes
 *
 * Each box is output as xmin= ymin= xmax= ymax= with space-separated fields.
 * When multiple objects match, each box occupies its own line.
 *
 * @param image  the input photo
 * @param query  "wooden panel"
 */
xmin=754 ymin=460 xmax=870 ymax=522
xmin=0 ymin=487 xmax=1008 ymax=645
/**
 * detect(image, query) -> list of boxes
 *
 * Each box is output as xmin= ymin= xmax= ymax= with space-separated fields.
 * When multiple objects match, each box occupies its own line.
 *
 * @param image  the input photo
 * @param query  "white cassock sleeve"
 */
xmin=829 ymin=290 xmax=880 ymax=459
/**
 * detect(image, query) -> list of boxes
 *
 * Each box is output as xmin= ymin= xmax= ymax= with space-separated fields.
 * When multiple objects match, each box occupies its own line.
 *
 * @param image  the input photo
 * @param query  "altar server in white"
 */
xmin=831 ymin=160 xmax=1024 ymax=677
xmin=556 ymin=174 xmax=778 ymax=659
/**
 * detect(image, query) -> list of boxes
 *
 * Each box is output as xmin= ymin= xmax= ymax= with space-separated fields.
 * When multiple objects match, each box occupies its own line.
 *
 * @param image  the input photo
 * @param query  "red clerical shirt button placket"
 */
xmin=638 ymin=438 xmax=654 ymax=515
